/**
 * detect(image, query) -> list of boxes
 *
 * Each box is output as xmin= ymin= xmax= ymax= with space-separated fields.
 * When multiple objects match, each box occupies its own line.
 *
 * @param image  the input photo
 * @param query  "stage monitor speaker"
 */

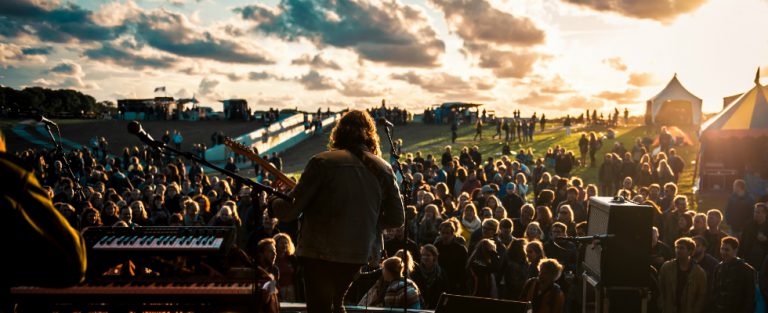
xmin=435 ymin=293 xmax=530 ymax=313
xmin=584 ymin=196 xmax=653 ymax=287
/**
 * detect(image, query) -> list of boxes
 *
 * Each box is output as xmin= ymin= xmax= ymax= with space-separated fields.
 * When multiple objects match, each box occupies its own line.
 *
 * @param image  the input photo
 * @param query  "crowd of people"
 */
xmin=6 ymin=104 xmax=768 ymax=313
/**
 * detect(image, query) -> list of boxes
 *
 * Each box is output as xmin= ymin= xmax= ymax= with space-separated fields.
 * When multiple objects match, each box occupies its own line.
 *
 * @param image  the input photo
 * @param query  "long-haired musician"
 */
xmin=270 ymin=110 xmax=405 ymax=313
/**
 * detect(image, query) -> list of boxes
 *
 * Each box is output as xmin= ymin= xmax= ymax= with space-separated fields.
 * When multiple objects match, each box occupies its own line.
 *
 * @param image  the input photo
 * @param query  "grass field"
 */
xmin=280 ymin=121 xmax=709 ymax=209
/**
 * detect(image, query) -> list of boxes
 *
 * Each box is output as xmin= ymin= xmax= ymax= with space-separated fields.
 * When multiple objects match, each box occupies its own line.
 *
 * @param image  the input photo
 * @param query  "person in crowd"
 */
xmin=385 ymin=226 xmax=420 ymax=262
xmin=578 ymin=133 xmax=589 ymax=168
xmin=588 ymin=132 xmax=600 ymax=168
xmin=555 ymin=205 xmax=576 ymax=237
xmin=691 ymin=236 xmax=719 ymax=281
xmin=525 ymin=240 xmax=546 ymax=278
xmin=460 ymin=203 xmax=482 ymax=244
xmin=418 ymin=204 xmax=444 ymax=246
xmin=705 ymin=209 xmax=727 ymax=259
xmin=500 ymin=239 xmax=529 ymax=300
xmin=412 ymin=244 xmax=449 ymax=309
xmin=667 ymin=149 xmax=685 ymax=181
xmin=360 ymin=256 xmax=422 ymax=309
xmin=254 ymin=238 xmax=280 ymax=313
xmin=662 ymin=195 xmax=688 ymax=246
xmin=558 ymin=187 xmax=586 ymax=223
xmin=710 ymin=237 xmax=755 ymax=313
xmin=598 ymin=154 xmax=616 ymax=197
xmin=498 ymin=218 xmax=515 ymax=248
xmin=502 ymin=183 xmax=525 ymax=219
xmin=738 ymin=202 xmax=768 ymax=268
xmin=725 ymin=179 xmax=755 ymax=235
xmin=525 ymin=221 xmax=544 ymax=243
xmin=434 ymin=220 xmax=469 ymax=294
xmin=521 ymin=258 xmax=565 ymax=313
xmin=466 ymin=239 xmax=500 ymax=298
xmin=543 ymin=223 xmax=577 ymax=275
xmin=516 ymin=204 xmax=536 ymax=238
xmin=658 ymin=237 xmax=706 ymax=313
xmin=274 ymin=233 xmax=301 ymax=302
xmin=651 ymin=227 xmax=674 ymax=271
xmin=270 ymin=110 xmax=405 ymax=313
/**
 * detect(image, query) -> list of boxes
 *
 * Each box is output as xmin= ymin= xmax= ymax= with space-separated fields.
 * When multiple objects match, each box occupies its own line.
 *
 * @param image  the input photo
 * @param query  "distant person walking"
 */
xmin=563 ymin=115 xmax=572 ymax=136
xmin=451 ymin=122 xmax=458 ymax=143
xmin=493 ymin=120 xmax=502 ymax=139
xmin=473 ymin=119 xmax=483 ymax=141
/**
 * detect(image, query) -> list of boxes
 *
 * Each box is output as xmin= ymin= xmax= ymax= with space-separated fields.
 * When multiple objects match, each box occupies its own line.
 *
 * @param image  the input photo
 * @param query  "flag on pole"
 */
xmin=154 ymin=86 xmax=166 ymax=92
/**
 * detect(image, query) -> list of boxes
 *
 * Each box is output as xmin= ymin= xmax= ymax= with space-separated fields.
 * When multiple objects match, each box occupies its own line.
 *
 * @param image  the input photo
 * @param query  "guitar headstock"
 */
xmin=223 ymin=137 xmax=253 ymax=154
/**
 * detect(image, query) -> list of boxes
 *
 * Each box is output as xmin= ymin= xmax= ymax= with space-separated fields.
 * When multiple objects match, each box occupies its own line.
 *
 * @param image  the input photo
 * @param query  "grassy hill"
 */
xmin=281 ymin=122 xmax=701 ymax=202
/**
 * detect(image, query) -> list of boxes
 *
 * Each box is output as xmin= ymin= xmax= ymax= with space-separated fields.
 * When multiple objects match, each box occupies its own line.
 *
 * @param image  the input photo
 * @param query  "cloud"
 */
xmin=175 ymin=88 xmax=192 ymax=98
xmin=338 ymin=77 xmax=388 ymax=98
xmin=518 ymin=92 xmax=604 ymax=112
xmin=291 ymin=54 xmax=342 ymax=70
xmin=467 ymin=44 xmax=543 ymax=78
xmin=560 ymin=95 xmax=605 ymax=110
xmin=391 ymin=71 xmax=496 ymax=97
xmin=83 ymin=42 xmax=178 ymax=69
xmin=595 ymin=88 xmax=641 ymax=103
xmin=429 ymin=0 xmax=545 ymax=46
xmin=36 ymin=59 xmax=99 ymax=89
xmin=1 ymin=1 xmax=274 ymax=66
xmin=517 ymin=91 xmax=557 ymax=106
xmin=603 ymin=57 xmax=627 ymax=71
xmin=298 ymin=70 xmax=337 ymax=90
xmin=0 ymin=0 xmax=125 ymax=43
xmin=628 ymin=72 xmax=656 ymax=86
xmin=0 ymin=42 xmax=49 ymax=65
xmin=237 ymin=0 xmax=445 ymax=67
xmin=222 ymin=70 xmax=275 ymax=81
xmin=537 ymin=75 xmax=575 ymax=94
xmin=560 ymin=0 xmax=709 ymax=23
xmin=198 ymin=77 xmax=221 ymax=99
xmin=22 ymin=46 xmax=53 ymax=55
xmin=257 ymin=94 xmax=295 ymax=107
xmin=248 ymin=71 xmax=273 ymax=81
xmin=134 ymin=9 xmax=274 ymax=64
xmin=49 ymin=60 xmax=83 ymax=76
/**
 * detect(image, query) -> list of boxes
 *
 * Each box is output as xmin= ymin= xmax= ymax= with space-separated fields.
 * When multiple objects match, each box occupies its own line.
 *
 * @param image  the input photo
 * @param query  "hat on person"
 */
xmin=505 ymin=182 xmax=516 ymax=190
xmin=481 ymin=185 xmax=493 ymax=193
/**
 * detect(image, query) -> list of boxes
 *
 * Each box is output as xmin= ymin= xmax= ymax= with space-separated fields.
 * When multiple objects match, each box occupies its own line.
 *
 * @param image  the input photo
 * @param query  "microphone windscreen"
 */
xmin=127 ymin=121 xmax=141 ymax=135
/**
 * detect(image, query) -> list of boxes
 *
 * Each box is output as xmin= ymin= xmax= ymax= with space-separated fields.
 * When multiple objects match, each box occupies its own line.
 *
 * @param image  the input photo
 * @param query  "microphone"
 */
xmin=127 ymin=121 xmax=163 ymax=149
xmin=36 ymin=115 xmax=58 ymax=128
xmin=556 ymin=234 xmax=615 ymax=243
xmin=379 ymin=118 xmax=394 ymax=128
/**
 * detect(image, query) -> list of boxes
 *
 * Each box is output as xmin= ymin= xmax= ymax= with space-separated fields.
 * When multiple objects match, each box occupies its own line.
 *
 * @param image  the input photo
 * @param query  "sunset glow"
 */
xmin=1 ymin=0 xmax=767 ymax=116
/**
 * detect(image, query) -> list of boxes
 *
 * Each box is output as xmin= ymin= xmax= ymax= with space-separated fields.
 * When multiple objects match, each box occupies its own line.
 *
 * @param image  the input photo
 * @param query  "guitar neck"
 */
xmin=224 ymin=139 xmax=296 ymax=189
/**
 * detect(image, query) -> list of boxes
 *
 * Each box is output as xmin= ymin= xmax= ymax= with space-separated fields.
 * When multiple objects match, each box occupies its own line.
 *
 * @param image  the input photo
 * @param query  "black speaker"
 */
xmin=584 ymin=197 xmax=653 ymax=287
xmin=435 ymin=293 xmax=529 ymax=313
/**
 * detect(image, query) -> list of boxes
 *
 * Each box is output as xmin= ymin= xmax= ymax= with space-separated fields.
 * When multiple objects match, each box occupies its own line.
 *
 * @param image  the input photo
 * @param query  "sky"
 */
xmin=1 ymin=0 xmax=767 ymax=117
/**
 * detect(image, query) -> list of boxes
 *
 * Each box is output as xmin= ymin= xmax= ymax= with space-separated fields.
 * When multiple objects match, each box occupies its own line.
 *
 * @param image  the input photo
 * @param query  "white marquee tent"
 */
xmin=645 ymin=74 xmax=703 ymax=125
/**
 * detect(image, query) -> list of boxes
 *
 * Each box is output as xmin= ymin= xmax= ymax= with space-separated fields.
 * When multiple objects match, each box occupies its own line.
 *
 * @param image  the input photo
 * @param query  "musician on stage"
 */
xmin=0 ymin=131 xmax=87 ymax=311
xmin=270 ymin=110 xmax=405 ymax=313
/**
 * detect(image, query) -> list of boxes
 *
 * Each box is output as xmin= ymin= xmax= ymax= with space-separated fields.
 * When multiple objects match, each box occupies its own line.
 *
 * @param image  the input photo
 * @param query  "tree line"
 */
xmin=0 ymin=86 xmax=114 ymax=118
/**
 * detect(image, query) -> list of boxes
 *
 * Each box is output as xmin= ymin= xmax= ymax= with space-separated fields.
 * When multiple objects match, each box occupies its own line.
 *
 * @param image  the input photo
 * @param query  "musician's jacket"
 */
xmin=273 ymin=149 xmax=404 ymax=264
xmin=0 ymin=152 xmax=87 ymax=304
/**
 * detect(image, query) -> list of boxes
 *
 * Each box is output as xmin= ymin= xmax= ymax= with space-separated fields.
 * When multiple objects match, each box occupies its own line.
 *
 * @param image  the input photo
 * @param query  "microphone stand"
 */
xmin=381 ymin=123 xmax=410 ymax=313
xmin=138 ymin=136 xmax=292 ymax=201
xmin=42 ymin=123 xmax=86 ymax=203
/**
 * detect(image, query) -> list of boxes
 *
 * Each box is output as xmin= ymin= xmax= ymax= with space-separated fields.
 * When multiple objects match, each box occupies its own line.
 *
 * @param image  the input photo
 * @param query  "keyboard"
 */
xmin=83 ymin=226 xmax=234 ymax=253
